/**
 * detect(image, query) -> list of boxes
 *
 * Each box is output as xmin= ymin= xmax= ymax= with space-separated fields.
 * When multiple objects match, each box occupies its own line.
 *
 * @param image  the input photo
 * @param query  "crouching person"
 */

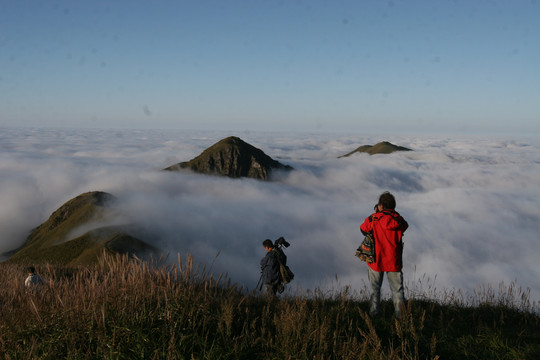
xmin=25 ymin=266 xmax=45 ymax=291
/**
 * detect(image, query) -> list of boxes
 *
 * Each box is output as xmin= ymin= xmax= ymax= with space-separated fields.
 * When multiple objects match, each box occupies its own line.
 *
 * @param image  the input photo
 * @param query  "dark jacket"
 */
xmin=260 ymin=248 xmax=286 ymax=285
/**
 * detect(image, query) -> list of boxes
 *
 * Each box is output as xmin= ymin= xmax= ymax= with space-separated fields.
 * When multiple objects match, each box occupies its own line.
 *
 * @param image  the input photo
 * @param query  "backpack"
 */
xmin=279 ymin=262 xmax=295 ymax=284
xmin=355 ymin=233 xmax=375 ymax=263
xmin=273 ymin=249 xmax=294 ymax=284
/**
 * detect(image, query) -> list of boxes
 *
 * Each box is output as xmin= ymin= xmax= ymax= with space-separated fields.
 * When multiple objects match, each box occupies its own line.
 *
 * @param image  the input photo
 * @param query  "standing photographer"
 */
xmin=260 ymin=238 xmax=287 ymax=296
xmin=360 ymin=191 xmax=408 ymax=318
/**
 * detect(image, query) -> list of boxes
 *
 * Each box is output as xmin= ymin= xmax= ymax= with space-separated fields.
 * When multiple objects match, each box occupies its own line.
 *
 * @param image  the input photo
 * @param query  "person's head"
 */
xmin=262 ymin=239 xmax=274 ymax=251
xmin=378 ymin=191 xmax=396 ymax=210
xmin=27 ymin=266 xmax=36 ymax=275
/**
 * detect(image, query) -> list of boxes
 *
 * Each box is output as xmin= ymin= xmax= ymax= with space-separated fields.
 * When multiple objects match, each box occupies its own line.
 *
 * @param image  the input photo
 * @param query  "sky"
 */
xmin=1 ymin=128 xmax=539 ymax=308
xmin=1 ymin=0 xmax=539 ymax=134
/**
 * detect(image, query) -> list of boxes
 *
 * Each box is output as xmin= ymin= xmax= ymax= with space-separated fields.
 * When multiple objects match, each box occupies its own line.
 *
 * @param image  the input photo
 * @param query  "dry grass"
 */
xmin=1 ymin=254 xmax=538 ymax=359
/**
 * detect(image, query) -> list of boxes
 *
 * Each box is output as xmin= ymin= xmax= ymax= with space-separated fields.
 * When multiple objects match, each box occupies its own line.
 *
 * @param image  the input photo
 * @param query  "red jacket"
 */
xmin=360 ymin=209 xmax=408 ymax=272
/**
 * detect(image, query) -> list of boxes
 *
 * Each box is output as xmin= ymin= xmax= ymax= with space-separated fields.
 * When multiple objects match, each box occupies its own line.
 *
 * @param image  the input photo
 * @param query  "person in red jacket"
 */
xmin=360 ymin=191 xmax=408 ymax=318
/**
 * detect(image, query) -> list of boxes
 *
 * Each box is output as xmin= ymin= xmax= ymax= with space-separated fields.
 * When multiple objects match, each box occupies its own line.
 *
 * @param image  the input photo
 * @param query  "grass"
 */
xmin=1 ymin=254 xmax=538 ymax=359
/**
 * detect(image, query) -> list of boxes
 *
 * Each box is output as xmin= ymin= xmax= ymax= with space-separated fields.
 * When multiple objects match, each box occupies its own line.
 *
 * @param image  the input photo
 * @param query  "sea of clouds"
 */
xmin=1 ymin=127 xmax=539 ymax=305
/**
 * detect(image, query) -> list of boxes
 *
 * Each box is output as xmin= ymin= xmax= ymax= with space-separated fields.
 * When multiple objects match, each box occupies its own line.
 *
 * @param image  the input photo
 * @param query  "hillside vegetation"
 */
xmin=7 ymin=191 xmax=159 ymax=266
xmin=1 ymin=254 xmax=538 ymax=359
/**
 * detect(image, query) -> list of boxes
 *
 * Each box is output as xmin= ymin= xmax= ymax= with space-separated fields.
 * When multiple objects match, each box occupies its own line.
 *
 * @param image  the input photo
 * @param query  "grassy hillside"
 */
xmin=9 ymin=191 xmax=115 ymax=261
xmin=8 ymin=191 xmax=159 ymax=266
xmin=1 ymin=254 xmax=538 ymax=359
xmin=17 ymin=226 xmax=158 ymax=266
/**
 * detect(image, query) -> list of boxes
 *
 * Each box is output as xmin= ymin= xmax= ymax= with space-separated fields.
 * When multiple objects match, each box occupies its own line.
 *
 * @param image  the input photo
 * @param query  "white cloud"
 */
xmin=1 ymin=128 xmax=539 ymax=305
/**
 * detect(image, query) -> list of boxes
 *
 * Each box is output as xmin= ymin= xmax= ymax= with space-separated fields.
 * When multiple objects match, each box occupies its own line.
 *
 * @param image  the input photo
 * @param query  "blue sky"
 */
xmin=1 ymin=0 xmax=539 ymax=134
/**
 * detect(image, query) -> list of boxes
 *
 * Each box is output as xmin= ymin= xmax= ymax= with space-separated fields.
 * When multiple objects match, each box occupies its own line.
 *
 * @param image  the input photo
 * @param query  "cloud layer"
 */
xmin=1 ymin=128 xmax=539 ymax=304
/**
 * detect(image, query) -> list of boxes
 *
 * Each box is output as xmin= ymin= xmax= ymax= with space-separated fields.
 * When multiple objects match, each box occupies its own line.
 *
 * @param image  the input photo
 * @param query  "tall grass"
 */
xmin=1 ymin=254 xmax=538 ymax=359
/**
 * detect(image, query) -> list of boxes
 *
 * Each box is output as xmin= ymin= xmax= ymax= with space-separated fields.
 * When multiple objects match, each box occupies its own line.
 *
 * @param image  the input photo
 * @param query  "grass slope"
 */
xmin=1 ymin=254 xmax=538 ymax=359
xmin=8 ymin=191 xmax=158 ymax=266
xmin=24 ymin=227 xmax=159 ymax=266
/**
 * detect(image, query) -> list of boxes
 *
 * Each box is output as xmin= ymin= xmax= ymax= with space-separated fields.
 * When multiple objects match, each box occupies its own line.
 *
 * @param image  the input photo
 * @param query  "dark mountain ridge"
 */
xmin=340 ymin=141 xmax=412 ymax=157
xmin=164 ymin=136 xmax=293 ymax=180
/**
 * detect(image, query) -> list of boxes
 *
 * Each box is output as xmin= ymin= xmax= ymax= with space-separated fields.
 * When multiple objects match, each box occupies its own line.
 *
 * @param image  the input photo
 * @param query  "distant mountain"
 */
xmin=339 ymin=141 xmax=412 ymax=157
xmin=164 ymin=136 xmax=293 ymax=180
xmin=7 ymin=191 xmax=159 ymax=266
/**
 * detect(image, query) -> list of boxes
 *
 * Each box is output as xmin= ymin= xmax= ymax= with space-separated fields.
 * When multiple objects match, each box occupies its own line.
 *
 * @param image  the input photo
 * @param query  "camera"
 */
xmin=274 ymin=236 xmax=290 ymax=248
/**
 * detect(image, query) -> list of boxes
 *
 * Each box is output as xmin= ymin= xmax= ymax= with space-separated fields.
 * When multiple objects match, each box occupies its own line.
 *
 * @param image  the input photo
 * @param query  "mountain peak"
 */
xmin=164 ymin=136 xmax=293 ymax=180
xmin=340 ymin=141 xmax=412 ymax=157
